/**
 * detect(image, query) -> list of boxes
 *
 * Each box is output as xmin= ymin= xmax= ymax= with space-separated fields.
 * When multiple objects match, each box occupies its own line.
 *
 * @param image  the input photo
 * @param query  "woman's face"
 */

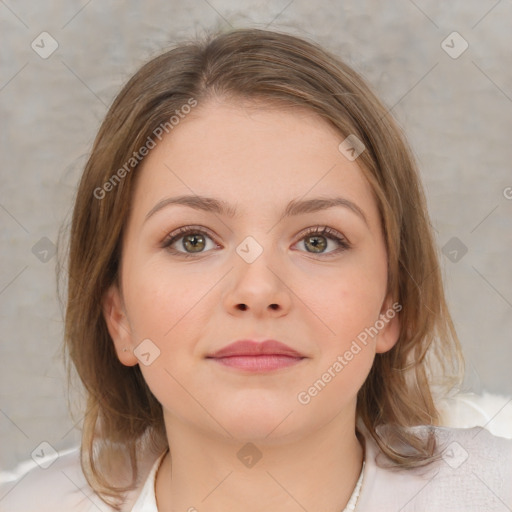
xmin=103 ymin=99 xmax=400 ymax=442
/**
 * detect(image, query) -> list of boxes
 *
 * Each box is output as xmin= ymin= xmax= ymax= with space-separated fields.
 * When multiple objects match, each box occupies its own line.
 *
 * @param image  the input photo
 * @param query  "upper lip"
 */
xmin=207 ymin=340 xmax=305 ymax=358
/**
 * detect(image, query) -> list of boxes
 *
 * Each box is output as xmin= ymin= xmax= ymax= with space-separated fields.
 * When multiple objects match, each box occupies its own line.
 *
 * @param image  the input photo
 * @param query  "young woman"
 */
xmin=2 ymin=27 xmax=510 ymax=511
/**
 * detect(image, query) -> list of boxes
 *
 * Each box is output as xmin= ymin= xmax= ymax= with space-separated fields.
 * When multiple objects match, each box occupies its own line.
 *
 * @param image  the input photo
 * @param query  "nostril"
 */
xmin=236 ymin=303 xmax=279 ymax=311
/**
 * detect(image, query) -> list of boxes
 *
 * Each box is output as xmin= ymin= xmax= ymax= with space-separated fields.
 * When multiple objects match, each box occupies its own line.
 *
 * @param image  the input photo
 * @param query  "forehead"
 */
xmin=130 ymin=99 xmax=380 ymax=230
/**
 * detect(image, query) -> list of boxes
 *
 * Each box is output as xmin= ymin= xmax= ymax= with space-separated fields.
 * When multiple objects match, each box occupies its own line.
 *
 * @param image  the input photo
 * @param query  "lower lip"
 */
xmin=210 ymin=355 xmax=304 ymax=372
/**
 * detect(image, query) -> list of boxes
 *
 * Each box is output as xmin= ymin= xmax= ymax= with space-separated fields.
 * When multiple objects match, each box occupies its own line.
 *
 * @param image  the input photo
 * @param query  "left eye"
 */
xmin=161 ymin=226 xmax=351 ymax=258
xmin=293 ymin=226 xmax=351 ymax=256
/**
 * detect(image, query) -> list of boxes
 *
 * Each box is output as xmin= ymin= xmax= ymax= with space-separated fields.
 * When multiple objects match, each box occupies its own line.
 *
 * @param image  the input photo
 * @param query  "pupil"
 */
xmin=307 ymin=235 xmax=326 ymax=253
xmin=185 ymin=234 xmax=204 ymax=252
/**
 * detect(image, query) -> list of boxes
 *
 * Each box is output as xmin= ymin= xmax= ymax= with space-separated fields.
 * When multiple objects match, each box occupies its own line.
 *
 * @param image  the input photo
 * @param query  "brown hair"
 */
xmin=58 ymin=27 xmax=464 ymax=509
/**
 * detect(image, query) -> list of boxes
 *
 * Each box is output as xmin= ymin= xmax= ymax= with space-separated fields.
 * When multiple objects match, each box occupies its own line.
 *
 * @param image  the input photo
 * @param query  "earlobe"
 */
xmin=375 ymin=297 xmax=401 ymax=354
xmin=102 ymin=284 xmax=138 ymax=366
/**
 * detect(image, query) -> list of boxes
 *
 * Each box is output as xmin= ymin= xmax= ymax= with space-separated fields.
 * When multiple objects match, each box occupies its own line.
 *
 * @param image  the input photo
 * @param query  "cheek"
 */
xmin=311 ymin=257 xmax=387 ymax=342
xmin=297 ymin=268 xmax=381 ymax=412
xmin=122 ymin=255 xmax=211 ymax=340
xmin=122 ymin=259 xmax=207 ymax=414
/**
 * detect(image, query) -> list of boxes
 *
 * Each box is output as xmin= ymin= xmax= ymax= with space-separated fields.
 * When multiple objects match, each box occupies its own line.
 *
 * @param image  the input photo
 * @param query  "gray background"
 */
xmin=1 ymin=0 xmax=511 ymax=472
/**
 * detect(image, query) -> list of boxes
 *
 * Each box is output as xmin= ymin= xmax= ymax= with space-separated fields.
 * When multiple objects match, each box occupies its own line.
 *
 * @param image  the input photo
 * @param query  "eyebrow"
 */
xmin=144 ymin=194 xmax=369 ymax=227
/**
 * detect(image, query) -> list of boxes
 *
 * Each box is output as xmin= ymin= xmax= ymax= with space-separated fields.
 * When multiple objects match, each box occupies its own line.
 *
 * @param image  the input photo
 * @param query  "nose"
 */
xmin=223 ymin=247 xmax=292 ymax=317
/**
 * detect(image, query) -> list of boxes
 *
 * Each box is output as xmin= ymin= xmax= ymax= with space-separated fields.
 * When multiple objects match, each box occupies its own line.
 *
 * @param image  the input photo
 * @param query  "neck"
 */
xmin=155 ymin=412 xmax=364 ymax=512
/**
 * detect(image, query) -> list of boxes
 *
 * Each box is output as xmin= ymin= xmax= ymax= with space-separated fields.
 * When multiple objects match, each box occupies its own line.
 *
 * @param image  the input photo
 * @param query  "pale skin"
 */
xmin=103 ymin=98 xmax=400 ymax=511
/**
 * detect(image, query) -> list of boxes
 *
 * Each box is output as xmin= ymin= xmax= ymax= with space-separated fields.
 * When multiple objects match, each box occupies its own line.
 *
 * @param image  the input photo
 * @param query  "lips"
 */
xmin=207 ymin=339 xmax=304 ymax=359
xmin=206 ymin=339 xmax=305 ymax=372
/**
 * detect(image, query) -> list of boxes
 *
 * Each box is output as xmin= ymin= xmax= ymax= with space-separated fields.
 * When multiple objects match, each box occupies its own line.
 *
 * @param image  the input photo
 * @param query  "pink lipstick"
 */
xmin=207 ymin=339 xmax=305 ymax=372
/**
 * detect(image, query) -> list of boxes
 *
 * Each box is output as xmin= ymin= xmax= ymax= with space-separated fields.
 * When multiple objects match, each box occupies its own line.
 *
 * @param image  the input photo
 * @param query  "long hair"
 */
xmin=58 ymin=27 xmax=464 ymax=509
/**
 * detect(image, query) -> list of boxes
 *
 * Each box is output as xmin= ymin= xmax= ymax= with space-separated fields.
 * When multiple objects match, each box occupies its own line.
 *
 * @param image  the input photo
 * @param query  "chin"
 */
xmin=211 ymin=402 xmax=309 ymax=444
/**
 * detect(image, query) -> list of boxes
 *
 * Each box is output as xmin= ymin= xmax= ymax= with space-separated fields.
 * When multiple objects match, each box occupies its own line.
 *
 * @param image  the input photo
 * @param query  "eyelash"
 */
xmin=161 ymin=225 xmax=351 ymax=259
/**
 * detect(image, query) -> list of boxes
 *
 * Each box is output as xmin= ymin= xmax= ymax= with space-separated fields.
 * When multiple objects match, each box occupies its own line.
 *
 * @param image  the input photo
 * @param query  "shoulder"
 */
xmin=357 ymin=425 xmax=512 ymax=512
xmin=0 ymin=446 xmax=158 ymax=512
xmin=0 ymin=447 xmax=114 ymax=512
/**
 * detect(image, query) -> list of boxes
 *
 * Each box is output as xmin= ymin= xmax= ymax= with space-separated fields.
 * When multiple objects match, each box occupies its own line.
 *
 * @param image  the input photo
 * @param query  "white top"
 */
xmin=1 ymin=425 xmax=511 ymax=511
xmin=130 ymin=449 xmax=165 ymax=511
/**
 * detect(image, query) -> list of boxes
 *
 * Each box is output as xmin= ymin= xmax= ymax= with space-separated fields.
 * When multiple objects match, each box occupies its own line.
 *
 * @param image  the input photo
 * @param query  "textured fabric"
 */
xmin=1 ymin=426 xmax=510 ymax=511
xmin=357 ymin=425 xmax=512 ymax=511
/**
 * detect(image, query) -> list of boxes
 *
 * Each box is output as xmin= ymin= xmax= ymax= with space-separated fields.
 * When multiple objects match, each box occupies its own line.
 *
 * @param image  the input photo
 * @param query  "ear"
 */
xmin=102 ymin=283 xmax=138 ymax=366
xmin=375 ymin=294 xmax=401 ymax=354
